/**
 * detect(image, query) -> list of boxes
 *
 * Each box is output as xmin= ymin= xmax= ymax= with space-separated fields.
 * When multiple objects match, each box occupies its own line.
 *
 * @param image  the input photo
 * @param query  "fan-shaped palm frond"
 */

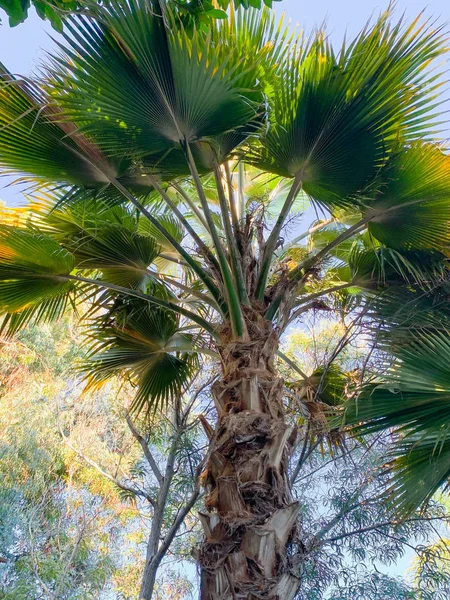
xmin=81 ymin=297 xmax=199 ymax=412
xmin=0 ymin=226 xmax=75 ymax=313
xmin=349 ymin=246 xmax=447 ymax=290
xmin=46 ymin=0 xmax=261 ymax=164
xmin=31 ymin=195 xmax=185 ymax=289
xmin=248 ymin=11 xmax=447 ymax=209
xmin=366 ymin=143 xmax=450 ymax=251
xmin=346 ymin=331 xmax=450 ymax=515
xmin=0 ymin=66 xmax=114 ymax=186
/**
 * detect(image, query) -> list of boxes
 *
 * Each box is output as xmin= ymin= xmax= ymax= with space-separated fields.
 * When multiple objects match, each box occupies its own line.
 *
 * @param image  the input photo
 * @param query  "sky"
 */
xmin=0 ymin=0 xmax=449 ymax=205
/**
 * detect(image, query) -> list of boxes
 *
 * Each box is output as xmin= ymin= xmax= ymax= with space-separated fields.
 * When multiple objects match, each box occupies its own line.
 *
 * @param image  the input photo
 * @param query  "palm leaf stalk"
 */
xmin=0 ymin=1 xmax=449 ymax=597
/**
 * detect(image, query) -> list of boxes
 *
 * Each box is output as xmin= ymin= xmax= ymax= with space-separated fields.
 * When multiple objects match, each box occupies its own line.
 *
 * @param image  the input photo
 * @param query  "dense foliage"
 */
xmin=0 ymin=0 xmax=281 ymax=29
xmin=0 ymin=317 xmax=205 ymax=598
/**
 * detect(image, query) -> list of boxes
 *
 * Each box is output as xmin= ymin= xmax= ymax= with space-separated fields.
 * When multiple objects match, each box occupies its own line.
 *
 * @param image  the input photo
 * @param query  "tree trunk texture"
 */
xmin=140 ymin=419 xmax=180 ymax=599
xmin=197 ymin=316 xmax=302 ymax=599
xmin=139 ymin=517 xmax=164 ymax=600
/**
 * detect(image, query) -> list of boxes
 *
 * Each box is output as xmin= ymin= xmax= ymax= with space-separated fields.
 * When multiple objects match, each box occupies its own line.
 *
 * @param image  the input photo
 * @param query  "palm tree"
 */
xmin=346 ymin=280 xmax=450 ymax=516
xmin=0 ymin=1 xmax=449 ymax=597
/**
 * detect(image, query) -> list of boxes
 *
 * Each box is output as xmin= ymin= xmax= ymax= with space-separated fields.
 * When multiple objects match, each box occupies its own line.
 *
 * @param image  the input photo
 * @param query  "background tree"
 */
xmin=0 ymin=1 xmax=450 ymax=597
xmin=2 ymin=305 xmax=449 ymax=598
xmin=0 ymin=0 xmax=281 ymax=30
xmin=0 ymin=316 xmax=208 ymax=598
xmin=0 ymin=318 xmax=121 ymax=599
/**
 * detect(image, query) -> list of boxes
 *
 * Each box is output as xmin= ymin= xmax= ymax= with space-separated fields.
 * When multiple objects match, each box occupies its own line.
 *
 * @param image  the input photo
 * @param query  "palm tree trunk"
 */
xmin=197 ymin=316 xmax=302 ymax=599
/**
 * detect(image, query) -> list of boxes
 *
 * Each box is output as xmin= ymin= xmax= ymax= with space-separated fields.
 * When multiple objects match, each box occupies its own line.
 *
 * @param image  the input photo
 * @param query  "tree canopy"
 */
xmin=0 ymin=0 xmax=282 ymax=29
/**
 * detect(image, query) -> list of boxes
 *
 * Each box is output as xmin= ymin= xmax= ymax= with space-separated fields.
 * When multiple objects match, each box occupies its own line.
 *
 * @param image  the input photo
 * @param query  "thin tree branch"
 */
xmin=154 ymin=485 xmax=201 ymax=565
xmin=182 ymin=374 xmax=217 ymax=423
xmin=238 ymin=161 xmax=245 ymax=221
xmin=293 ymin=282 xmax=354 ymax=308
xmin=61 ymin=433 xmax=156 ymax=507
xmin=290 ymin=425 xmax=315 ymax=486
xmin=295 ymin=442 xmax=361 ymax=484
xmin=323 ymin=516 xmax=450 ymax=545
xmin=125 ymin=414 xmax=163 ymax=485
xmin=277 ymin=350 xmax=309 ymax=380
xmin=288 ymin=300 xmax=331 ymax=325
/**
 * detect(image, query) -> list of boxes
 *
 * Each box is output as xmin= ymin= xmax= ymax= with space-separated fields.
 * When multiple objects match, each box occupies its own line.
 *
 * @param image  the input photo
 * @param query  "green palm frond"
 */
xmin=81 ymin=297 xmax=199 ymax=412
xmin=73 ymin=225 xmax=161 ymax=289
xmin=0 ymin=226 xmax=75 ymax=314
xmin=309 ymin=222 xmax=362 ymax=262
xmin=0 ymin=66 xmax=114 ymax=186
xmin=289 ymin=364 xmax=350 ymax=448
xmin=46 ymin=0 xmax=259 ymax=165
xmin=247 ymin=10 xmax=447 ymax=209
xmin=39 ymin=195 xmax=141 ymax=239
xmin=346 ymin=331 xmax=450 ymax=515
xmin=299 ymin=365 xmax=349 ymax=408
xmin=388 ymin=434 xmax=450 ymax=518
xmin=349 ymin=246 xmax=447 ymax=289
xmin=32 ymin=197 xmax=167 ymax=288
xmin=37 ymin=191 xmax=194 ymax=279
xmin=138 ymin=212 xmax=184 ymax=252
xmin=367 ymin=143 xmax=450 ymax=251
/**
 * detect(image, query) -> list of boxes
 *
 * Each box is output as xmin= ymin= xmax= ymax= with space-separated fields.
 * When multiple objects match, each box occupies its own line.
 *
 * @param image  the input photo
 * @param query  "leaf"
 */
xmin=248 ymin=10 xmax=447 ymax=210
xmin=81 ymin=297 xmax=199 ymax=413
xmin=0 ymin=66 xmax=114 ymax=186
xmin=0 ymin=0 xmax=30 ymax=26
xmin=366 ymin=143 xmax=450 ymax=251
xmin=46 ymin=0 xmax=259 ymax=163
xmin=38 ymin=198 xmax=162 ymax=288
xmin=205 ymin=9 xmax=228 ymax=19
xmin=33 ymin=0 xmax=63 ymax=31
xmin=347 ymin=330 xmax=450 ymax=515
xmin=349 ymin=246 xmax=446 ymax=290
xmin=0 ymin=226 xmax=75 ymax=319
xmin=311 ymin=223 xmax=359 ymax=262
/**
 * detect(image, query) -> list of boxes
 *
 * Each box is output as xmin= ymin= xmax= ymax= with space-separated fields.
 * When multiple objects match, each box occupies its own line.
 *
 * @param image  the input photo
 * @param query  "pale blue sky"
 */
xmin=0 ymin=0 xmax=449 ymax=207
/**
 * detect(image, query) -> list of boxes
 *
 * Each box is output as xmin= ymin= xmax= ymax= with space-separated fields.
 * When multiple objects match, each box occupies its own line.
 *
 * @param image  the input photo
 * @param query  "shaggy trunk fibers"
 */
xmin=197 ymin=317 xmax=301 ymax=599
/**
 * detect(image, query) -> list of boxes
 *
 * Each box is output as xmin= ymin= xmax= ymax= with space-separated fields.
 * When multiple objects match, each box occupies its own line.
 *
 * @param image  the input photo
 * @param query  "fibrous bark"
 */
xmin=197 ymin=314 xmax=303 ymax=599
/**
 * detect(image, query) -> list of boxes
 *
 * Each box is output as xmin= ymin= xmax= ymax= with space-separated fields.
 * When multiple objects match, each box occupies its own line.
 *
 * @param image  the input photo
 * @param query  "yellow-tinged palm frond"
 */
xmin=0 ymin=226 xmax=75 ymax=313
